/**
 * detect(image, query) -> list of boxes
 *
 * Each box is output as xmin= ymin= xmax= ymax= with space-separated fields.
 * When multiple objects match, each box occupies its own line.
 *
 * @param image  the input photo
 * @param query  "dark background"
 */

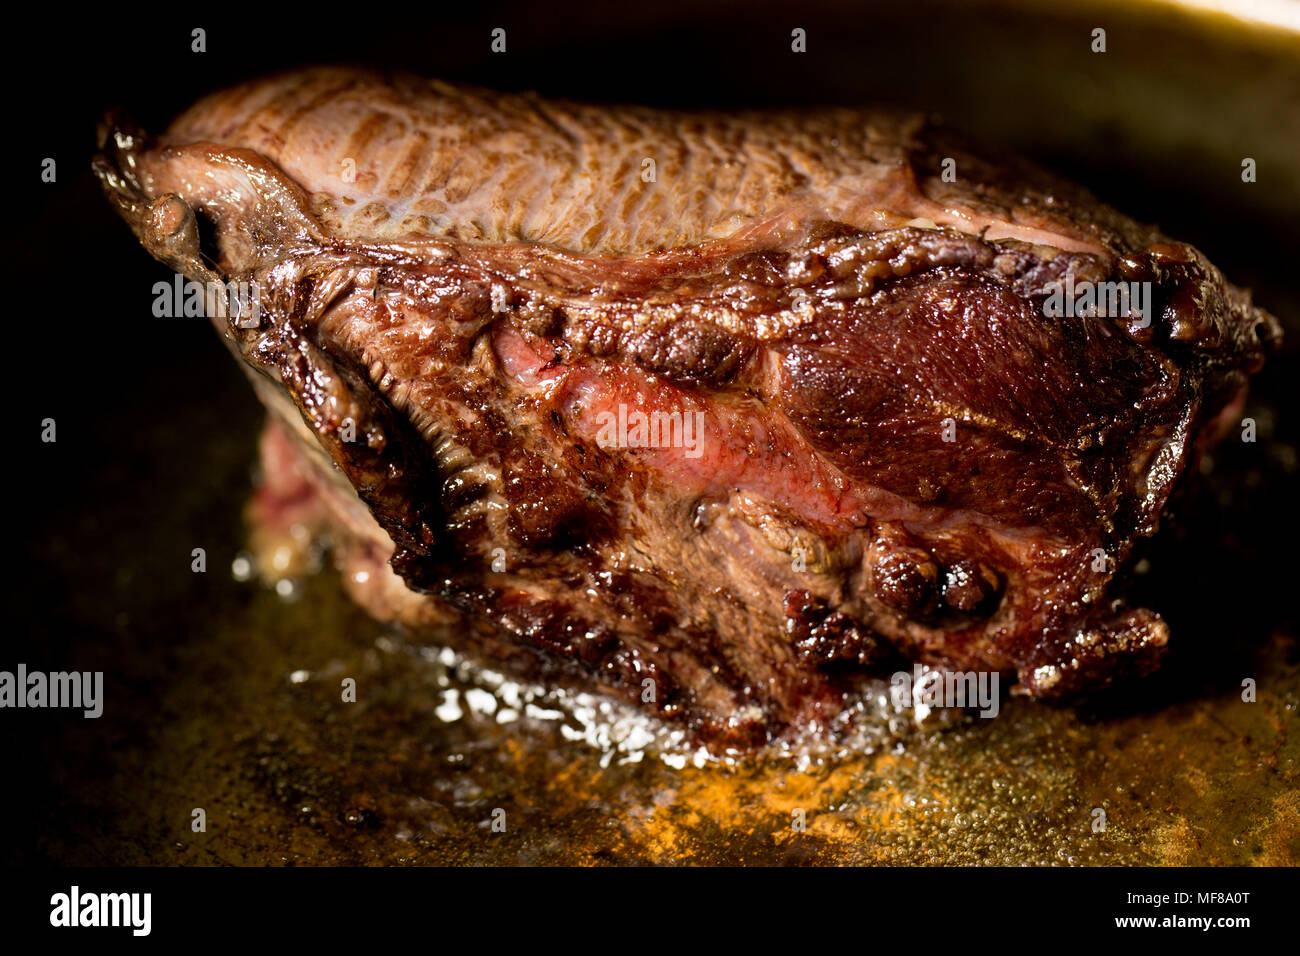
xmin=6 ymin=0 xmax=1299 ymax=865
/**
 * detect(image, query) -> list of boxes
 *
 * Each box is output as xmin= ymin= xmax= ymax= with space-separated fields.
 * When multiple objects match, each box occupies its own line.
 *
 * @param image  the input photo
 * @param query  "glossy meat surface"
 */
xmin=95 ymin=68 xmax=1280 ymax=747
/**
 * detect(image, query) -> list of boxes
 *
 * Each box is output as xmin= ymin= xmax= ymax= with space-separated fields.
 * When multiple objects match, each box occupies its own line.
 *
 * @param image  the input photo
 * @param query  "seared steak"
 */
xmin=95 ymin=68 xmax=1280 ymax=748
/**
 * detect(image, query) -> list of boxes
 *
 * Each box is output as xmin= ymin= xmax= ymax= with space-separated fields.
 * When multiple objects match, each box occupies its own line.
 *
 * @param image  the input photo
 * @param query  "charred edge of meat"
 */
xmin=96 ymin=115 xmax=447 ymax=576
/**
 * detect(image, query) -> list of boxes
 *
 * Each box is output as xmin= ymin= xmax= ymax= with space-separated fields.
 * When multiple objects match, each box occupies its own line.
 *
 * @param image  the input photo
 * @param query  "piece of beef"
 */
xmin=94 ymin=67 xmax=1280 ymax=749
